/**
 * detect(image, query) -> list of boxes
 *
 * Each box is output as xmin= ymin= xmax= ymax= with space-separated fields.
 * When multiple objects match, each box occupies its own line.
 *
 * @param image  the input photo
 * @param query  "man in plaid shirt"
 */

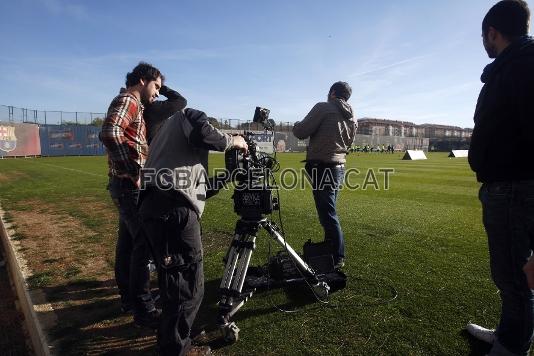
xmin=100 ymin=62 xmax=163 ymax=328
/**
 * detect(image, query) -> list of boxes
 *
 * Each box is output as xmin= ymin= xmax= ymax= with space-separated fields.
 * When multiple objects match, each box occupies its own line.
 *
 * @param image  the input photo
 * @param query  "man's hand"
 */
xmin=523 ymin=257 xmax=534 ymax=289
xmin=159 ymin=85 xmax=170 ymax=97
xmin=232 ymin=135 xmax=248 ymax=154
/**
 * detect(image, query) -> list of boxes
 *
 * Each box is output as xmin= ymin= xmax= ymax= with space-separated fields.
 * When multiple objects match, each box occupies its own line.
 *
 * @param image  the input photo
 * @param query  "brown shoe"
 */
xmin=185 ymin=345 xmax=211 ymax=356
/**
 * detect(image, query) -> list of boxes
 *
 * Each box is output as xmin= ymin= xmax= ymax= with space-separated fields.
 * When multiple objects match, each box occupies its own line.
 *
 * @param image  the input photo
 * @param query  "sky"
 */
xmin=1 ymin=0 xmax=532 ymax=128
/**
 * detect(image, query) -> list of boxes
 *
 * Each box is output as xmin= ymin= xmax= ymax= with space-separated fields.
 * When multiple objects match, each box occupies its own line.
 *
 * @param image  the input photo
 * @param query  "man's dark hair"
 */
xmin=125 ymin=62 xmax=165 ymax=88
xmin=483 ymin=0 xmax=530 ymax=40
xmin=329 ymin=81 xmax=352 ymax=101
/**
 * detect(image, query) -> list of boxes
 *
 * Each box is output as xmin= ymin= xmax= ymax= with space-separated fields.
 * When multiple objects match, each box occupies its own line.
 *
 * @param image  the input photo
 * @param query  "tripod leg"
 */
xmin=219 ymin=234 xmax=241 ymax=291
xmin=261 ymin=220 xmax=316 ymax=280
xmin=231 ymin=234 xmax=255 ymax=292
xmin=261 ymin=220 xmax=331 ymax=298
xmin=217 ymin=220 xmax=258 ymax=327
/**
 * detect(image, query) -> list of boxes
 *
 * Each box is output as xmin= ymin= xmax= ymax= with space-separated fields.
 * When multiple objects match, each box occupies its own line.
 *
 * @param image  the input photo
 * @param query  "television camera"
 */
xmin=214 ymin=108 xmax=345 ymax=344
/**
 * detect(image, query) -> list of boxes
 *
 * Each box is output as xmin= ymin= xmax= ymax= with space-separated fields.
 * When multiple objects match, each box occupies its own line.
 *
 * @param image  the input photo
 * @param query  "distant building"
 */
xmin=357 ymin=118 xmax=425 ymax=137
xmin=356 ymin=117 xmax=473 ymax=152
xmin=357 ymin=118 xmax=472 ymax=139
xmin=419 ymin=124 xmax=472 ymax=139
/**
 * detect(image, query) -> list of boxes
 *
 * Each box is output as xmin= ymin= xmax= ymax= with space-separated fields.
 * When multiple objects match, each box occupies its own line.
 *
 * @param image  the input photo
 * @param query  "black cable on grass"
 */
xmin=264 ymin=172 xmax=301 ymax=314
xmin=323 ymin=276 xmax=399 ymax=309
xmin=261 ymin=170 xmax=329 ymax=314
xmin=261 ymin=169 xmax=399 ymax=314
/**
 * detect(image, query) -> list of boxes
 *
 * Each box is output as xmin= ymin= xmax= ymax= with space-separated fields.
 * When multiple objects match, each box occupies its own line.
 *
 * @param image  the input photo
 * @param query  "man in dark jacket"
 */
xmin=144 ymin=85 xmax=187 ymax=144
xmin=467 ymin=1 xmax=534 ymax=355
xmin=293 ymin=81 xmax=357 ymax=269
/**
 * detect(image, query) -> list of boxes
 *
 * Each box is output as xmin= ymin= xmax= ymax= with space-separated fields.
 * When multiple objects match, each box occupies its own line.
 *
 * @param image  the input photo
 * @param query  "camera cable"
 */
xmin=264 ymin=170 xmax=399 ymax=312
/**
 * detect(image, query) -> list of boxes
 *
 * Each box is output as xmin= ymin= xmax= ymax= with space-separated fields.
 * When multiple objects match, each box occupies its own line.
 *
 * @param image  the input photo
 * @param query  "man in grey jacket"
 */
xmin=139 ymin=108 xmax=247 ymax=356
xmin=293 ymin=81 xmax=357 ymax=269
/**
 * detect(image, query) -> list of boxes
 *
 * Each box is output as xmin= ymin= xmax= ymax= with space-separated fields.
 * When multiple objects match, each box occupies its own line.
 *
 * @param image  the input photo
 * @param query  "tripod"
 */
xmin=216 ymin=214 xmax=330 ymax=343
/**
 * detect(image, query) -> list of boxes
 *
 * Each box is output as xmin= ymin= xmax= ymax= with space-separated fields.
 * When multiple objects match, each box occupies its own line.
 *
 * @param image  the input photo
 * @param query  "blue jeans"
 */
xmin=479 ymin=181 xmax=534 ymax=356
xmin=108 ymin=177 xmax=155 ymax=315
xmin=305 ymin=163 xmax=345 ymax=262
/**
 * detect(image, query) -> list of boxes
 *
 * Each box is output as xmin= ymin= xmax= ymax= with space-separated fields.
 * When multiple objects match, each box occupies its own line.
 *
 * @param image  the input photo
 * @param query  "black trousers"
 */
xmin=139 ymin=189 xmax=204 ymax=356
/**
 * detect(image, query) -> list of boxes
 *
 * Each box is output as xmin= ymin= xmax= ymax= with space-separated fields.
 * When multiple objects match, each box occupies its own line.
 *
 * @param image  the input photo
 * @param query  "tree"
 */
xmin=90 ymin=117 xmax=104 ymax=127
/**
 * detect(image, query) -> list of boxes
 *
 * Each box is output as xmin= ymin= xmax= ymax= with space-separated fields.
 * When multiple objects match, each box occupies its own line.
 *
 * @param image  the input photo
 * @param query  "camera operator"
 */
xmin=293 ymin=81 xmax=357 ymax=269
xmin=138 ymin=109 xmax=247 ymax=356
xmin=100 ymin=62 xmax=163 ymax=328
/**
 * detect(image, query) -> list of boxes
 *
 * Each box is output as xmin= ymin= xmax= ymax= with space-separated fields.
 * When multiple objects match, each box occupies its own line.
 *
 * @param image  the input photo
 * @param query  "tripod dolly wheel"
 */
xmin=221 ymin=322 xmax=240 ymax=344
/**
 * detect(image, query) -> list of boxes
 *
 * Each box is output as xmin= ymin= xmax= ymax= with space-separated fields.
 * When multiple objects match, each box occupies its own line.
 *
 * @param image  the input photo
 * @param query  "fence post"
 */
xmin=44 ymin=111 xmax=47 ymax=125
xmin=76 ymin=112 xmax=78 ymax=125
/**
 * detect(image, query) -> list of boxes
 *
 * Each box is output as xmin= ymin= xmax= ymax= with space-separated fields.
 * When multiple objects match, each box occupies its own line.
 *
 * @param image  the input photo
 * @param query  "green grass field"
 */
xmin=0 ymin=153 xmax=498 ymax=355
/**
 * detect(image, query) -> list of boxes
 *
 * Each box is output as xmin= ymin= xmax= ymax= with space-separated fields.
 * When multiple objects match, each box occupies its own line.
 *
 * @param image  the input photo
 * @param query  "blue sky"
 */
xmin=1 ymin=0 xmax=532 ymax=128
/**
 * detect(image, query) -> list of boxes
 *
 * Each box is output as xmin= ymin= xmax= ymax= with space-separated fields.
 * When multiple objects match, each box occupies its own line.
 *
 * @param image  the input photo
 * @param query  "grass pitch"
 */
xmin=0 ymin=153 xmax=497 ymax=355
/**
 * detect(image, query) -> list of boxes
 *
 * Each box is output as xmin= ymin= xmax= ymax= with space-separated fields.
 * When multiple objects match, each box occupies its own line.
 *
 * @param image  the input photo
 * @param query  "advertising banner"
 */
xmin=274 ymin=132 xmax=308 ymax=152
xmin=0 ymin=122 xmax=41 ymax=157
xmin=39 ymin=125 xmax=105 ymax=156
xmin=248 ymin=131 xmax=274 ymax=153
xmin=220 ymin=129 xmax=275 ymax=154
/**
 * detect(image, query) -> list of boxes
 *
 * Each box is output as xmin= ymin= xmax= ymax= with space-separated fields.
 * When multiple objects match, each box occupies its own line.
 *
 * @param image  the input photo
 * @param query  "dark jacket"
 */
xmin=469 ymin=36 xmax=534 ymax=183
xmin=293 ymin=98 xmax=357 ymax=164
xmin=144 ymin=85 xmax=187 ymax=144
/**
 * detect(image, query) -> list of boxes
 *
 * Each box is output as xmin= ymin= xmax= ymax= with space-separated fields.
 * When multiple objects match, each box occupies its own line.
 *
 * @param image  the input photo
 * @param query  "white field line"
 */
xmin=30 ymin=159 xmax=107 ymax=178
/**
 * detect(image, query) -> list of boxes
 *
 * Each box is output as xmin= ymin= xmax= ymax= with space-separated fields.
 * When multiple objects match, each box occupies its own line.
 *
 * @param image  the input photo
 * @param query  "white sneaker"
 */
xmin=466 ymin=323 xmax=495 ymax=344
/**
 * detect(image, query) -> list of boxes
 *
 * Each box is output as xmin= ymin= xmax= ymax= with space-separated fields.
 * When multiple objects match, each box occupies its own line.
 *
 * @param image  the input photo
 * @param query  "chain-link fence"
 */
xmin=0 ymin=105 xmax=106 ymax=126
xmin=1 ymin=104 xmax=429 ymax=152
xmin=0 ymin=105 xmax=300 ymax=130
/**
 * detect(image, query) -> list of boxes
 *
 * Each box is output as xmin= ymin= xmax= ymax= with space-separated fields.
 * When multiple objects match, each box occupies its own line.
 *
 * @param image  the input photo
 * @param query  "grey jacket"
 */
xmin=293 ymin=98 xmax=357 ymax=163
xmin=143 ymin=108 xmax=232 ymax=217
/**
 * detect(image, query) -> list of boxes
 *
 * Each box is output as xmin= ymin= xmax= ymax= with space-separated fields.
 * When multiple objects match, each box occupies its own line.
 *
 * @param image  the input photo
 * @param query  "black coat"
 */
xmin=144 ymin=85 xmax=187 ymax=144
xmin=469 ymin=36 xmax=534 ymax=183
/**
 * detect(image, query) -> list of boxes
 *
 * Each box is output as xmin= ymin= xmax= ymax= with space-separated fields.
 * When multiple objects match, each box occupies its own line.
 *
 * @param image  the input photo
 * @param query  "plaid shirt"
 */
xmin=100 ymin=92 xmax=147 ymax=178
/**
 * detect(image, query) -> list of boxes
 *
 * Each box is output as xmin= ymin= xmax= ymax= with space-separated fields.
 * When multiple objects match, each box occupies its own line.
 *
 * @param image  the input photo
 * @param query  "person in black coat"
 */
xmin=466 ymin=1 xmax=534 ymax=355
xmin=144 ymin=85 xmax=187 ymax=144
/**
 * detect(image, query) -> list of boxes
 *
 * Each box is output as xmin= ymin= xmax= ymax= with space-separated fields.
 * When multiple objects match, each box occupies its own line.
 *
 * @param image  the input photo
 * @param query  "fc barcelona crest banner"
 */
xmin=0 ymin=125 xmax=17 ymax=152
xmin=0 ymin=122 xmax=41 ymax=157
